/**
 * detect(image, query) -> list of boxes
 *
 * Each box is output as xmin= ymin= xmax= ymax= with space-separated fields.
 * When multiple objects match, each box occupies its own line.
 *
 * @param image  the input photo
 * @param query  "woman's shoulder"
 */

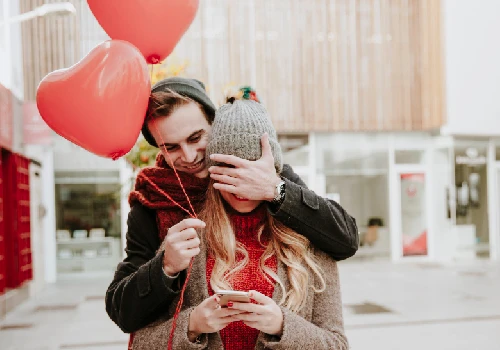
xmin=310 ymin=246 xmax=339 ymax=272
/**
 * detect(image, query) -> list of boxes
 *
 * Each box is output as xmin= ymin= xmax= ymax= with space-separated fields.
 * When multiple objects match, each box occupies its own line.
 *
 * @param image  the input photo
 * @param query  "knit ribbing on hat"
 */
xmin=206 ymin=100 xmax=283 ymax=173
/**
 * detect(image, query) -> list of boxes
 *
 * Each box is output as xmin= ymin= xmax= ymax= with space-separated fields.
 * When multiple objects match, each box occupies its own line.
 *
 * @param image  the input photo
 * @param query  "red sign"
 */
xmin=23 ymin=101 xmax=52 ymax=145
xmin=0 ymin=84 xmax=13 ymax=150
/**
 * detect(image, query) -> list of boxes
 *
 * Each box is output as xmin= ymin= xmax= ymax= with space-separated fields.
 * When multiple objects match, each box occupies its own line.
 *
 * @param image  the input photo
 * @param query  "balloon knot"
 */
xmin=110 ymin=151 xmax=125 ymax=161
xmin=147 ymin=54 xmax=161 ymax=65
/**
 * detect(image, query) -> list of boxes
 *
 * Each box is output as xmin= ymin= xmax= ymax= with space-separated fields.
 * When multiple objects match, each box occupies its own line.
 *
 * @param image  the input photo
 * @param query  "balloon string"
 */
xmin=153 ymin=131 xmax=198 ymax=218
xmin=138 ymin=173 xmax=195 ymax=218
xmin=151 ymin=121 xmax=198 ymax=350
xmin=129 ymin=65 xmax=199 ymax=350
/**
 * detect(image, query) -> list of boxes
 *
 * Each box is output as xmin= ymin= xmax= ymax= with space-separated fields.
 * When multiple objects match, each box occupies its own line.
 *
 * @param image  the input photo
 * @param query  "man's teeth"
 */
xmin=186 ymin=160 xmax=202 ymax=169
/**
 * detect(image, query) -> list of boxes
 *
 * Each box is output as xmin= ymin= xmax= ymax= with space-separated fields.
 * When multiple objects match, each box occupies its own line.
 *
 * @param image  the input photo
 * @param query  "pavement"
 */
xmin=1 ymin=259 xmax=499 ymax=350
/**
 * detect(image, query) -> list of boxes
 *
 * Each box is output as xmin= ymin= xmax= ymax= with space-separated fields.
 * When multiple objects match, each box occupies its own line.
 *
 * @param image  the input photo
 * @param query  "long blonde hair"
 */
xmin=199 ymin=182 xmax=326 ymax=312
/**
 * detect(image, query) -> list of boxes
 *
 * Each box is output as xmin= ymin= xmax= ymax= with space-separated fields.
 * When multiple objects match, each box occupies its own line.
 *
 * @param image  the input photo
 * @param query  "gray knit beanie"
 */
xmin=142 ymin=77 xmax=216 ymax=147
xmin=206 ymin=99 xmax=283 ymax=173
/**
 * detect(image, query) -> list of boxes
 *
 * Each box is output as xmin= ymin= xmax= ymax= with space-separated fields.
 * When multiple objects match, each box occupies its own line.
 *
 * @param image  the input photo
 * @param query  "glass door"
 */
xmin=398 ymin=172 xmax=428 ymax=257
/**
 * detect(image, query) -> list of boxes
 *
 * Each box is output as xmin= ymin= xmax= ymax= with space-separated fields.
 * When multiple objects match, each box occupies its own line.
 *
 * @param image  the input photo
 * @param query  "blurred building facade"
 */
xmin=0 ymin=0 xmax=41 ymax=317
xmin=1 ymin=0 xmax=499 ymax=316
xmin=16 ymin=0 xmax=131 ymax=284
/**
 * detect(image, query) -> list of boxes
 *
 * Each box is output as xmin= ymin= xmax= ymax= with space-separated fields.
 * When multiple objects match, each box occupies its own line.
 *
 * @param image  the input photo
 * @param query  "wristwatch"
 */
xmin=272 ymin=179 xmax=286 ymax=206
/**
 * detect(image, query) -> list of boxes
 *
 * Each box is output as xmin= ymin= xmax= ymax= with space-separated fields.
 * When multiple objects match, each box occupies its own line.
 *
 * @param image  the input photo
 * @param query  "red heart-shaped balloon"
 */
xmin=87 ymin=0 xmax=199 ymax=64
xmin=36 ymin=40 xmax=150 ymax=160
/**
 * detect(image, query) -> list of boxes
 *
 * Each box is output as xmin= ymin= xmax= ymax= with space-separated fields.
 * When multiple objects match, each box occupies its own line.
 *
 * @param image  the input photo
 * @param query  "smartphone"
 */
xmin=215 ymin=289 xmax=251 ymax=307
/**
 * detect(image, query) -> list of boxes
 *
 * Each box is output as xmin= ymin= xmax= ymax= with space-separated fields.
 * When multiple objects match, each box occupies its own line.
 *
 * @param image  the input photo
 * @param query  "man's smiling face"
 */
xmin=148 ymin=102 xmax=212 ymax=178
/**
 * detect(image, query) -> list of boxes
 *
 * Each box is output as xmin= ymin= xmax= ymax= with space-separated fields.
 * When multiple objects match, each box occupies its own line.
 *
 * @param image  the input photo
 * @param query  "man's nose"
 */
xmin=180 ymin=145 xmax=197 ymax=163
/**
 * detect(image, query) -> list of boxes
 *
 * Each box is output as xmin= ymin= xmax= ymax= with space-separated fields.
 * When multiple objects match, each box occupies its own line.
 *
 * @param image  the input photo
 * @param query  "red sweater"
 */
xmin=206 ymin=205 xmax=278 ymax=350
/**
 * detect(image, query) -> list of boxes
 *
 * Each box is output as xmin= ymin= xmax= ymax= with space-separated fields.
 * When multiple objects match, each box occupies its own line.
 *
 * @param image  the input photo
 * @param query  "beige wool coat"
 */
xmin=132 ymin=236 xmax=348 ymax=350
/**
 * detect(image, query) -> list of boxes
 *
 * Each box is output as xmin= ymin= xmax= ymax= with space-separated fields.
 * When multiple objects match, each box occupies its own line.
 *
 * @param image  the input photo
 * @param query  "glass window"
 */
xmin=55 ymin=183 xmax=121 ymax=238
xmin=318 ymin=133 xmax=390 ymax=257
xmin=316 ymin=133 xmax=389 ymax=175
xmin=279 ymin=134 xmax=309 ymax=167
xmin=454 ymin=140 xmax=489 ymax=258
xmin=400 ymin=173 xmax=428 ymax=257
xmin=395 ymin=150 xmax=425 ymax=164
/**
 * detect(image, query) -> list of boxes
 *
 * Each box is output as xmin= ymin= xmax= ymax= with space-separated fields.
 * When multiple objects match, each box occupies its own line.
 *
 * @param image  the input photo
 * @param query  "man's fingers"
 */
xmin=209 ymin=173 xmax=239 ymax=186
xmin=212 ymin=183 xmax=238 ymax=195
xmin=209 ymin=154 xmax=248 ymax=168
xmin=208 ymin=166 xmax=240 ymax=178
xmin=181 ymin=247 xmax=200 ymax=259
xmin=169 ymin=218 xmax=206 ymax=233
xmin=166 ymin=227 xmax=198 ymax=244
xmin=259 ymin=133 xmax=274 ymax=161
xmin=177 ymin=236 xmax=200 ymax=250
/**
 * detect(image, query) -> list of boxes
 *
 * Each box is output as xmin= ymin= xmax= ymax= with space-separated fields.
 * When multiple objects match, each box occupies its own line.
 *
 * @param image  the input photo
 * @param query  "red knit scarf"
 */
xmin=128 ymin=152 xmax=209 ymax=241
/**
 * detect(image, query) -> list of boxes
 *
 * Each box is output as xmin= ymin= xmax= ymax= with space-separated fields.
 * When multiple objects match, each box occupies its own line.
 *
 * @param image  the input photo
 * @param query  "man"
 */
xmin=106 ymin=77 xmax=358 ymax=333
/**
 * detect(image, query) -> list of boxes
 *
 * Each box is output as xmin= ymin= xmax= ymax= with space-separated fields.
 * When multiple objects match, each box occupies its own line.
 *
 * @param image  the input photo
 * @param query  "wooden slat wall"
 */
xmin=174 ymin=0 xmax=446 ymax=132
xmin=21 ymin=0 xmax=445 ymax=132
xmin=21 ymin=0 xmax=79 ymax=101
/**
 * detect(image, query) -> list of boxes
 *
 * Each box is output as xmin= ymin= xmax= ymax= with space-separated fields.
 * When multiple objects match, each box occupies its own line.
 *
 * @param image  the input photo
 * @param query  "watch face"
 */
xmin=274 ymin=181 xmax=285 ymax=202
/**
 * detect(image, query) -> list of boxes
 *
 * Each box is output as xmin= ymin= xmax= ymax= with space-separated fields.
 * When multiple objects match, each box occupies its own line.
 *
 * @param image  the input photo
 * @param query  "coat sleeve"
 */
xmin=259 ymin=252 xmax=349 ymax=350
xmin=132 ymin=307 xmax=208 ymax=350
xmin=271 ymin=164 xmax=359 ymax=261
xmin=105 ymin=204 xmax=183 ymax=333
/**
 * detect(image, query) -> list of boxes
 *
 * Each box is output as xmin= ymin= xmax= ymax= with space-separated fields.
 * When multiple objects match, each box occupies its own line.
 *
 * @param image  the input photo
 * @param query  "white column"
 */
xmin=308 ymin=132 xmax=321 ymax=194
xmin=388 ymin=135 xmax=400 ymax=261
xmin=42 ymin=149 xmax=57 ymax=283
xmin=487 ymin=139 xmax=498 ymax=261
xmin=119 ymin=159 xmax=134 ymax=257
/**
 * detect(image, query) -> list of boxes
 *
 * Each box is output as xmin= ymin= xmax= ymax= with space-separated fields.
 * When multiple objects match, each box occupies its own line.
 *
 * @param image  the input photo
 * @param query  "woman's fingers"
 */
xmin=228 ymin=301 xmax=264 ymax=314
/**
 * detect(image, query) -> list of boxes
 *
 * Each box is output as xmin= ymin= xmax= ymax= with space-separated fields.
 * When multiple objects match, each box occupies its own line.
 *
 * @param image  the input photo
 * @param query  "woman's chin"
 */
xmin=229 ymin=195 xmax=261 ymax=213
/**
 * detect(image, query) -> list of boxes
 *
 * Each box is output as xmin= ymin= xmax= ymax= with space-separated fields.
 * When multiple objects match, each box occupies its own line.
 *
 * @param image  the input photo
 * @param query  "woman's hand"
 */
xmin=187 ymin=295 xmax=245 ymax=341
xmin=230 ymin=290 xmax=284 ymax=336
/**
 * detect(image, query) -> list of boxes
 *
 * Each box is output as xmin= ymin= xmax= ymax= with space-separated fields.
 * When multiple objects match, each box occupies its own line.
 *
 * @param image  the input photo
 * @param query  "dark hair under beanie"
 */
xmin=142 ymin=77 xmax=216 ymax=147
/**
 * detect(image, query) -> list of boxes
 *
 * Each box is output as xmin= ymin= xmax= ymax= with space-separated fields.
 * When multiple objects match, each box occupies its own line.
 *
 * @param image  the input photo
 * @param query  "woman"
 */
xmin=131 ymin=95 xmax=348 ymax=350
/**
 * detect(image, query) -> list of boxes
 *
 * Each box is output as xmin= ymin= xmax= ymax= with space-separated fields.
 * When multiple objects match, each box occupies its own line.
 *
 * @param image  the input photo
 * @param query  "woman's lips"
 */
xmin=233 ymin=194 xmax=249 ymax=202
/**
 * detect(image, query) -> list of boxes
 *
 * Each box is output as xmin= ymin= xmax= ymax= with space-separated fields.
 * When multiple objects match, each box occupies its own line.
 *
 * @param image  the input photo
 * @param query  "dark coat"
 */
xmin=105 ymin=164 xmax=358 ymax=333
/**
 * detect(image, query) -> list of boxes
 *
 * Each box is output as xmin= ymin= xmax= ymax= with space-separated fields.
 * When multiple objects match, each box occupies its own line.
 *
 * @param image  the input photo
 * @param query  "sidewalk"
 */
xmin=1 ymin=260 xmax=499 ymax=350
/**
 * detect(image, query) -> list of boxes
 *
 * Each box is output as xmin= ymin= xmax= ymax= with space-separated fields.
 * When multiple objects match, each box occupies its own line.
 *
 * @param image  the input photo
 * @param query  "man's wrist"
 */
xmin=266 ymin=175 xmax=283 ymax=202
xmin=162 ymin=265 xmax=180 ymax=279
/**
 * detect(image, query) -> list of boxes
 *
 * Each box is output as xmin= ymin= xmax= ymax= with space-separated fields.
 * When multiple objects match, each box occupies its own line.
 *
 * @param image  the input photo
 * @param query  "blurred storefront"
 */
xmin=282 ymin=133 xmax=500 ymax=263
xmin=52 ymin=137 xmax=133 ymax=276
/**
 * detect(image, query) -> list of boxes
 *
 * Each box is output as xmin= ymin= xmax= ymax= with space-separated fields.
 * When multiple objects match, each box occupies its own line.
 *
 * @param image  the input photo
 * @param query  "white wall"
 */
xmin=0 ymin=0 xmax=23 ymax=100
xmin=25 ymin=145 xmax=57 ymax=283
xmin=442 ymin=0 xmax=500 ymax=136
xmin=0 ymin=0 xmax=11 ymax=89
xmin=53 ymin=136 xmax=123 ymax=172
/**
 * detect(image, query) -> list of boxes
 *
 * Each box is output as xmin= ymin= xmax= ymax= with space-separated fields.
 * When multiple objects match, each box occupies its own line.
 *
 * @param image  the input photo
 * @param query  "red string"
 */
xmin=129 ymin=65 xmax=199 ymax=350
xmin=156 ymin=140 xmax=198 ymax=219
xmin=150 ymin=122 xmax=199 ymax=350
xmin=137 ymin=172 xmax=195 ymax=218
